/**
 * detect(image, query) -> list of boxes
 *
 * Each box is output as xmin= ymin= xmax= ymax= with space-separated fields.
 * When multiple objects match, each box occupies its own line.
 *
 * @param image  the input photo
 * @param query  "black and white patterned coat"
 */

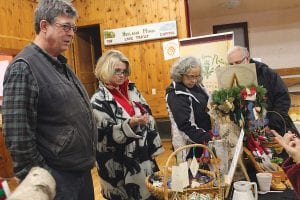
xmin=91 ymin=81 xmax=164 ymax=200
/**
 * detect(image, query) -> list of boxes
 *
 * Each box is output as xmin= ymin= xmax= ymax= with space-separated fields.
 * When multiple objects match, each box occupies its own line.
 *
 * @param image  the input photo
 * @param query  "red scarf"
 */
xmin=109 ymin=80 xmax=136 ymax=116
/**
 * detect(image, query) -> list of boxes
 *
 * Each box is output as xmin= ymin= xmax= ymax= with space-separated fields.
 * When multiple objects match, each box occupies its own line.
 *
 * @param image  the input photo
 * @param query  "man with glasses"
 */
xmin=227 ymin=46 xmax=298 ymax=136
xmin=2 ymin=0 xmax=97 ymax=199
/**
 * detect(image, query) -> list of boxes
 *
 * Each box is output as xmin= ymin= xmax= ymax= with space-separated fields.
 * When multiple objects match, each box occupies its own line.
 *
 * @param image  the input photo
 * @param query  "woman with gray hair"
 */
xmin=166 ymin=56 xmax=212 ymax=163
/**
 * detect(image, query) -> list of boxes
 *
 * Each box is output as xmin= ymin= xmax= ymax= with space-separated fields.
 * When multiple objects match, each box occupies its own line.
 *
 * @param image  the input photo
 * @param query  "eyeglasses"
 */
xmin=55 ymin=22 xmax=77 ymax=33
xmin=183 ymin=74 xmax=201 ymax=81
xmin=114 ymin=69 xmax=129 ymax=76
xmin=229 ymin=56 xmax=248 ymax=65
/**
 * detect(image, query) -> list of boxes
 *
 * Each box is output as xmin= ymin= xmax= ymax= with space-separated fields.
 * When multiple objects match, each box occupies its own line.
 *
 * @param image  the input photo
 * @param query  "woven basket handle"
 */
xmin=162 ymin=143 xmax=221 ymax=199
xmin=266 ymin=110 xmax=287 ymax=133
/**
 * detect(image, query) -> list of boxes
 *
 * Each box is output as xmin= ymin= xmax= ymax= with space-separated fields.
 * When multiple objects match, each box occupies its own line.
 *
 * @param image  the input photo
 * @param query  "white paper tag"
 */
xmin=171 ymin=166 xmax=184 ymax=192
xmin=189 ymin=156 xmax=199 ymax=178
xmin=253 ymin=107 xmax=259 ymax=120
xmin=1 ymin=180 xmax=11 ymax=197
xmin=179 ymin=161 xmax=189 ymax=187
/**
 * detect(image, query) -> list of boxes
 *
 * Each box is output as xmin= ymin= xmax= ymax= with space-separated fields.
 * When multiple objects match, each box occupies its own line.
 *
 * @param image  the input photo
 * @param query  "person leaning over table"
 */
xmin=227 ymin=46 xmax=299 ymax=136
xmin=91 ymin=50 xmax=164 ymax=200
xmin=166 ymin=56 xmax=212 ymax=163
xmin=2 ymin=0 xmax=97 ymax=199
xmin=271 ymin=130 xmax=300 ymax=199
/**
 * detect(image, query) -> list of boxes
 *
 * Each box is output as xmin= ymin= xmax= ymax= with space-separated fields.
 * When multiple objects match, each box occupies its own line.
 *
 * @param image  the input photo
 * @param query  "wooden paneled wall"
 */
xmin=0 ymin=0 xmax=36 ymax=54
xmin=74 ymin=0 xmax=188 ymax=118
xmin=0 ymin=0 xmax=187 ymax=118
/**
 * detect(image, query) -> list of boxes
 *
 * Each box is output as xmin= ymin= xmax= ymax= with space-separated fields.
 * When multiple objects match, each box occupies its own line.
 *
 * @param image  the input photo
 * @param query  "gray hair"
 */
xmin=170 ymin=56 xmax=203 ymax=83
xmin=227 ymin=46 xmax=249 ymax=58
xmin=34 ymin=0 xmax=78 ymax=34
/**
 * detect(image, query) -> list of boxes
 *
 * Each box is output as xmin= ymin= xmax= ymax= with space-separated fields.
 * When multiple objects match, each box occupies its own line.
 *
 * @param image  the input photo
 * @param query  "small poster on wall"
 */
xmin=104 ymin=20 xmax=177 ymax=46
xmin=162 ymin=38 xmax=180 ymax=60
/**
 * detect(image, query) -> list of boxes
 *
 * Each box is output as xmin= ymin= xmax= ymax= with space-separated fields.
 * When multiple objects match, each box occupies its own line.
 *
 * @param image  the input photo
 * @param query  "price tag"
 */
xmin=179 ymin=161 xmax=189 ymax=187
xmin=190 ymin=156 xmax=199 ymax=178
xmin=171 ymin=166 xmax=184 ymax=192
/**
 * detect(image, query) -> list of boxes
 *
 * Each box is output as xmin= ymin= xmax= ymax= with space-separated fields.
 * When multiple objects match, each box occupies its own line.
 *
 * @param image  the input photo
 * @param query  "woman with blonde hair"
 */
xmin=91 ymin=50 xmax=164 ymax=200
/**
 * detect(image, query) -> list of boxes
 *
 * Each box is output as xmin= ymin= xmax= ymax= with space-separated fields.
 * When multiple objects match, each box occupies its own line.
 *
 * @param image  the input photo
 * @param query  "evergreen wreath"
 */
xmin=210 ymin=85 xmax=267 ymax=132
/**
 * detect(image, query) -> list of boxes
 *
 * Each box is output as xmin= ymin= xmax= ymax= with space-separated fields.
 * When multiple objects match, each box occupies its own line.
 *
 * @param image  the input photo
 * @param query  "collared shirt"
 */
xmin=2 ymin=44 xmax=70 ymax=179
xmin=3 ymin=61 xmax=45 ymax=179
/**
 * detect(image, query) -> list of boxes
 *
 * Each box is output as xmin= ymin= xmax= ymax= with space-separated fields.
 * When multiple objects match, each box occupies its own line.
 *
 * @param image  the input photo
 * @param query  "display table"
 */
xmin=227 ymin=185 xmax=297 ymax=200
xmin=258 ymin=189 xmax=297 ymax=200
xmin=226 ymin=159 xmax=298 ymax=200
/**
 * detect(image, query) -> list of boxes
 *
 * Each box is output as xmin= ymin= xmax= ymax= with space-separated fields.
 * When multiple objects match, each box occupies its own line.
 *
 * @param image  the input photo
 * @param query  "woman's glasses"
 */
xmin=183 ymin=74 xmax=201 ymax=81
xmin=114 ymin=69 xmax=129 ymax=76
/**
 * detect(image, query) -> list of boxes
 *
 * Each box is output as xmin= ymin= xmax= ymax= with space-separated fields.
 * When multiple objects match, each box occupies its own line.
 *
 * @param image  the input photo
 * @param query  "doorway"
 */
xmin=72 ymin=24 xmax=101 ymax=97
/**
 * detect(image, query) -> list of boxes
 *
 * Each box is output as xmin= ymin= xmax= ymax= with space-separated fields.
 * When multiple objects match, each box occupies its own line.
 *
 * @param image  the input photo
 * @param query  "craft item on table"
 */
xmin=198 ymin=148 xmax=211 ymax=164
xmin=190 ymin=171 xmax=214 ymax=186
xmin=152 ymin=180 xmax=163 ymax=187
xmin=256 ymin=172 xmax=272 ymax=192
xmin=146 ymin=144 xmax=224 ymax=199
xmin=246 ymin=134 xmax=276 ymax=172
xmin=191 ymin=180 xmax=201 ymax=188
xmin=148 ymin=170 xmax=214 ymax=190
xmin=188 ymin=192 xmax=212 ymax=200
xmin=210 ymin=85 xmax=267 ymax=130
xmin=0 ymin=180 xmax=10 ymax=200
xmin=271 ymin=174 xmax=286 ymax=191
xmin=211 ymin=125 xmax=220 ymax=138
xmin=284 ymin=179 xmax=292 ymax=189
xmin=270 ymin=157 xmax=283 ymax=165
xmin=208 ymin=139 xmax=227 ymax=185
xmin=190 ymin=156 xmax=200 ymax=178
xmin=232 ymin=181 xmax=257 ymax=200
xmin=180 ymin=161 xmax=189 ymax=188
xmin=210 ymin=85 xmax=267 ymax=168
xmin=171 ymin=165 xmax=185 ymax=192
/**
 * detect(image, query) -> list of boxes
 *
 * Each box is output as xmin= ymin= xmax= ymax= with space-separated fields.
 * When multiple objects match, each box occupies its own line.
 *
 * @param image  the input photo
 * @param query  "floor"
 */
xmin=92 ymin=139 xmax=174 ymax=200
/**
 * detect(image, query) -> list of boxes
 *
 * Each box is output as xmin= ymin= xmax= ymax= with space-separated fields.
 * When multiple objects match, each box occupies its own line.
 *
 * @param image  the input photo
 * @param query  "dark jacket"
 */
xmin=251 ymin=59 xmax=298 ymax=135
xmin=10 ymin=44 xmax=97 ymax=172
xmin=166 ymin=81 xmax=211 ymax=161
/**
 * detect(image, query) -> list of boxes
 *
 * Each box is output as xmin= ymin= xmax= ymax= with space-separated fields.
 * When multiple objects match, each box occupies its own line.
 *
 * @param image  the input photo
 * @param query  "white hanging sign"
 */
xmin=104 ymin=20 xmax=177 ymax=46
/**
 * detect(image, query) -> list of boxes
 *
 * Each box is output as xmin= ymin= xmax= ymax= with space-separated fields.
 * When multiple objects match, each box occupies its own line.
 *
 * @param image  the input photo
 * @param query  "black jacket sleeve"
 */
xmin=167 ymin=92 xmax=211 ymax=143
xmin=254 ymin=60 xmax=298 ymax=134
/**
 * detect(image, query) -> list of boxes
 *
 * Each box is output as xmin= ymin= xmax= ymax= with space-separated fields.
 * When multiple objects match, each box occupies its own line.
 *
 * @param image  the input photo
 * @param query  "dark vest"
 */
xmin=12 ymin=44 xmax=97 ymax=171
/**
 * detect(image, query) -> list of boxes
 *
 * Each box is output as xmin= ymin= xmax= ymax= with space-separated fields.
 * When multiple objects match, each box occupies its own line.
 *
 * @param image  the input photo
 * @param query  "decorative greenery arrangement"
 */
xmin=210 ymin=85 xmax=286 ymax=173
xmin=210 ymin=84 xmax=267 ymax=132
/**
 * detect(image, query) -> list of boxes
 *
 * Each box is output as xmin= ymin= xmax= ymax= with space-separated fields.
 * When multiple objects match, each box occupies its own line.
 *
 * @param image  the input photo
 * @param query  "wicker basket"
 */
xmin=243 ymin=146 xmax=287 ymax=180
xmin=145 ymin=144 xmax=225 ymax=200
